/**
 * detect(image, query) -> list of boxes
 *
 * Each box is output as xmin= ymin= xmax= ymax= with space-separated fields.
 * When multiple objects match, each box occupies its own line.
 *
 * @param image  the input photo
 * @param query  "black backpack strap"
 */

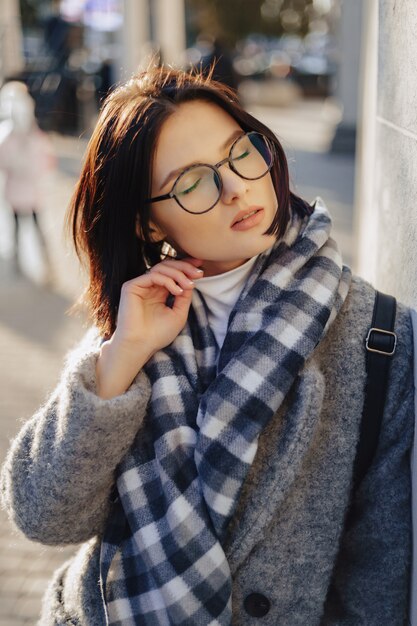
xmin=352 ymin=290 xmax=397 ymax=490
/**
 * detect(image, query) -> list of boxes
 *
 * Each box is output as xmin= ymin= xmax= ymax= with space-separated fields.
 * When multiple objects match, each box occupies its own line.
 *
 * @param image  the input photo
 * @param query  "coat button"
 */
xmin=243 ymin=592 xmax=271 ymax=617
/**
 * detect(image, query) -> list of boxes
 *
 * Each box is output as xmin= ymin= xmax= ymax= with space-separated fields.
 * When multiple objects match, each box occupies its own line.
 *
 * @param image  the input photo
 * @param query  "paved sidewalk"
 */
xmin=0 ymin=281 xmax=85 ymax=626
xmin=0 ymin=135 xmax=88 ymax=626
xmin=0 ymin=265 xmax=86 ymax=625
xmin=0 ymin=100 xmax=355 ymax=625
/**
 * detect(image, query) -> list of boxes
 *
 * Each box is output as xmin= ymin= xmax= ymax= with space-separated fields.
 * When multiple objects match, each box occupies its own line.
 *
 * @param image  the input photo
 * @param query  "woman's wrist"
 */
xmin=96 ymin=334 xmax=154 ymax=400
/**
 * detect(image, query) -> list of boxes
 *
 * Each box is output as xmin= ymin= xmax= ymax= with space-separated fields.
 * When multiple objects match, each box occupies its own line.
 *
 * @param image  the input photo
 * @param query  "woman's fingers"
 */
xmin=170 ymin=285 xmax=194 ymax=316
xmin=139 ymin=272 xmax=187 ymax=296
xmin=148 ymin=265 xmax=198 ymax=290
xmin=150 ymin=258 xmax=204 ymax=278
xmin=122 ymin=258 xmax=204 ymax=297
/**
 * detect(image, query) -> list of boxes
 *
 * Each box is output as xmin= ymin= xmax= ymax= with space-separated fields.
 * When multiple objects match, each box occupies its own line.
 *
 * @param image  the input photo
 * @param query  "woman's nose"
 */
xmin=220 ymin=167 xmax=249 ymax=204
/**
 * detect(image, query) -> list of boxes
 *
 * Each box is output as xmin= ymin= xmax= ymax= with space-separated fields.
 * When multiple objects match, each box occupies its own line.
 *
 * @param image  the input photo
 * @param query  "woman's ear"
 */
xmin=148 ymin=220 xmax=167 ymax=243
xmin=136 ymin=216 xmax=167 ymax=243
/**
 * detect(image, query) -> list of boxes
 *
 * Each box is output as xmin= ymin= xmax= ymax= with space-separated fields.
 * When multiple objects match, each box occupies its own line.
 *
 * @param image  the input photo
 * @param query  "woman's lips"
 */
xmin=231 ymin=208 xmax=264 ymax=231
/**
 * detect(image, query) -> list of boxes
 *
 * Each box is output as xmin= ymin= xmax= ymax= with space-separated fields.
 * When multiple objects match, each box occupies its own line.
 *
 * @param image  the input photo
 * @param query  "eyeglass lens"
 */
xmin=174 ymin=132 xmax=273 ymax=214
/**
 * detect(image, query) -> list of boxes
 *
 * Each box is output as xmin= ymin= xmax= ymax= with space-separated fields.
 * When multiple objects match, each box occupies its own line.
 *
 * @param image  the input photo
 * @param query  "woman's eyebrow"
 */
xmin=159 ymin=128 xmax=244 ymax=191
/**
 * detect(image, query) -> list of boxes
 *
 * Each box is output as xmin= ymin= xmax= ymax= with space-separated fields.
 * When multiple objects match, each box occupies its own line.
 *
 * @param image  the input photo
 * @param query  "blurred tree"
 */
xmin=19 ymin=0 xmax=48 ymax=28
xmin=186 ymin=0 xmax=317 ymax=45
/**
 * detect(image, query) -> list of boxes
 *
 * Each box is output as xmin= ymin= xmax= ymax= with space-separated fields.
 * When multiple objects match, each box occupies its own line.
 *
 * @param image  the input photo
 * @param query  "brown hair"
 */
xmin=67 ymin=66 xmax=312 ymax=338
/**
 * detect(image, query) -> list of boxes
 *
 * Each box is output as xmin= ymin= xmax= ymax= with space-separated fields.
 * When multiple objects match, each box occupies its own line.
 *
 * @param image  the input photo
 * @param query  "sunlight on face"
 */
xmin=150 ymin=100 xmax=278 ymax=276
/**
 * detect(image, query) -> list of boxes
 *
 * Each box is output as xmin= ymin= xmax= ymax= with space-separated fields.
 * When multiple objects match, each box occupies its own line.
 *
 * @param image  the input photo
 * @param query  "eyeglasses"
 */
xmin=146 ymin=131 xmax=274 ymax=215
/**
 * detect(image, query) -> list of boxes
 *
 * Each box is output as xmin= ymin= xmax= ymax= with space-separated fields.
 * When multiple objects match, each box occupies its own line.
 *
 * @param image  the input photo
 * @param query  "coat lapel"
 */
xmin=223 ymin=359 xmax=325 ymax=574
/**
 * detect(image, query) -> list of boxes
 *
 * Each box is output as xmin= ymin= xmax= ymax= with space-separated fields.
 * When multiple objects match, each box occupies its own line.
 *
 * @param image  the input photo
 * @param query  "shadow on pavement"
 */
xmin=0 ymin=258 xmax=86 ymax=351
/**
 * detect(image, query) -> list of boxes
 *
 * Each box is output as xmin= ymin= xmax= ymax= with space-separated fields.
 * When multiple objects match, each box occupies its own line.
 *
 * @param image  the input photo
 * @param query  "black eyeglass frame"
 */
xmin=146 ymin=131 xmax=275 ymax=215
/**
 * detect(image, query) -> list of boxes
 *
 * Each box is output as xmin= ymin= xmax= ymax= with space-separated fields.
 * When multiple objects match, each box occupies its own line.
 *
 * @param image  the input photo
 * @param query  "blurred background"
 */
xmin=0 ymin=0 xmax=359 ymax=293
xmin=1 ymin=1 xmax=417 ymax=624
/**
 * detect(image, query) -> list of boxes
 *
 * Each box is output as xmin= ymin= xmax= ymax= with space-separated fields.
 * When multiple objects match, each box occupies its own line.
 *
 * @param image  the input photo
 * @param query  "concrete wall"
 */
xmin=355 ymin=6 xmax=417 ymax=623
xmin=355 ymin=0 xmax=417 ymax=311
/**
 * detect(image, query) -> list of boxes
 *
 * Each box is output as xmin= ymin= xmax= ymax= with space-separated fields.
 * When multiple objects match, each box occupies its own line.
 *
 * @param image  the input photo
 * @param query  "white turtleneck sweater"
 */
xmin=192 ymin=255 xmax=260 ymax=349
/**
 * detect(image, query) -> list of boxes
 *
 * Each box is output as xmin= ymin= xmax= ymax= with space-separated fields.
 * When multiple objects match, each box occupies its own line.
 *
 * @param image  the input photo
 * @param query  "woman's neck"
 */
xmin=199 ymin=258 xmax=250 ymax=277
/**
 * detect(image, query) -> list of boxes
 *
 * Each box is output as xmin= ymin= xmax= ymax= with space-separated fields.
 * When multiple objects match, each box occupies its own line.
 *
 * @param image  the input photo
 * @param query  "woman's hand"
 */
xmin=96 ymin=258 xmax=204 ymax=399
xmin=114 ymin=257 xmax=204 ymax=352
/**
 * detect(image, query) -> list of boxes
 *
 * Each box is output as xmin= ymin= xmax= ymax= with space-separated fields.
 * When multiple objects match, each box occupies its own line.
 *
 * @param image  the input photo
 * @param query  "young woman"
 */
xmin=0 ymin=67 xmax=413 ymax=626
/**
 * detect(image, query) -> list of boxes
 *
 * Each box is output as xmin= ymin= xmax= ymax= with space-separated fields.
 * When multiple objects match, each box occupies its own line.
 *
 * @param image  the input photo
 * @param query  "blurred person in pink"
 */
xmin=0 ymin=81 xmax=55 ymax=279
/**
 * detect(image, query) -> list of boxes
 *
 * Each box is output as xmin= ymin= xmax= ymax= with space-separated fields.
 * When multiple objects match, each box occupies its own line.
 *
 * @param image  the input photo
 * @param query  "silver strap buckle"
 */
xmin=365 ymin=327 xmax=397 ymax=356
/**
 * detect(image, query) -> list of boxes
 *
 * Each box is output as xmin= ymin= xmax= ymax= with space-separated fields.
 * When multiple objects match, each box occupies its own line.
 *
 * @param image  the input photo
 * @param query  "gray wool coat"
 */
xmin=0 ymin=275 xmax=414 ymax=626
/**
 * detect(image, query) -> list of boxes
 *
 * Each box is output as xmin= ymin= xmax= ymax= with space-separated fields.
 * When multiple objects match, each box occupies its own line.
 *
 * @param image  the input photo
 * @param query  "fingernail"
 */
xmin=187 ymin=280 xmax=195 ymax=285
xmin=195 ymin=268 xmax=204 ymax=273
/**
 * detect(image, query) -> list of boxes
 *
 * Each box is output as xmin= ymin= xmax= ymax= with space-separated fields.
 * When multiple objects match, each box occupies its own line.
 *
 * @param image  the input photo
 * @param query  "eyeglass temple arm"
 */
xmin=145 ymin=192 xmax=173 ymax=204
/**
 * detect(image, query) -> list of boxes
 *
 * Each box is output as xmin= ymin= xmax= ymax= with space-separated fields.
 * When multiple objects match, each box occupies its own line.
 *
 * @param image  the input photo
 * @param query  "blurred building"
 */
xmin=5 ymin=0 xmax=363 ymax=151
xmin=0 ymin=0 xmax=188 ymax=133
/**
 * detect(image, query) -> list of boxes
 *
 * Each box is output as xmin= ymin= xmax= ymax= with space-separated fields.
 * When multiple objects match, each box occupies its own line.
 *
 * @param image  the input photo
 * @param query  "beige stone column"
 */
xmin=0 ymin=0 xmax=24 ymax=83
xmin=331 ymin=0 xmax=364 ymax=152
xmin=118 ymin=0 xmax=151 ymax=80
xmin=353 ymin=0 xmax=378 ymax=282
xmin=153 ymin=0 xmax=186 ymax=66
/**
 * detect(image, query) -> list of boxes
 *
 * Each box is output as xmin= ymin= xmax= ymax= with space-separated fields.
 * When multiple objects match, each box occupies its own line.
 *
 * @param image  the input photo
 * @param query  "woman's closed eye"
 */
xmin=233 ymin=149 xmax=250 ymax=161
xmin=178 ymin=177 xmax=202 ymax=196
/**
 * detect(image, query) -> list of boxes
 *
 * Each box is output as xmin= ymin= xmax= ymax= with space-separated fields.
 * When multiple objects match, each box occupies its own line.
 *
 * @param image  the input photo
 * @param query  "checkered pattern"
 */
xmin=100 ymin=201 xmax=351 ymax=625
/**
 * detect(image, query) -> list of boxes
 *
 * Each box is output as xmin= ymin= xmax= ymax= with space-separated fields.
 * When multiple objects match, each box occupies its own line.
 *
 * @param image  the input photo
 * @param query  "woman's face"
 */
xmin=149 ymin=100 xmax=279 ymax=276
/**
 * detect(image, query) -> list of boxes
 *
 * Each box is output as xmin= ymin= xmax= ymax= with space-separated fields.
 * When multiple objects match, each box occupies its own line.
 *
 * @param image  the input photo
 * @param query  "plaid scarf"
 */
xmin=100 ymin=201 xmax=351 ymax=625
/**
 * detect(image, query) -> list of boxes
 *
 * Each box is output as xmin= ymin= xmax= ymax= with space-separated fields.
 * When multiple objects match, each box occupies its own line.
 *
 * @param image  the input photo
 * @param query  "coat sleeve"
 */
xmin=321 ymin=305 xmax=414 ymax=626
xmin=0 ymin=328 xmax=152 ymax=546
